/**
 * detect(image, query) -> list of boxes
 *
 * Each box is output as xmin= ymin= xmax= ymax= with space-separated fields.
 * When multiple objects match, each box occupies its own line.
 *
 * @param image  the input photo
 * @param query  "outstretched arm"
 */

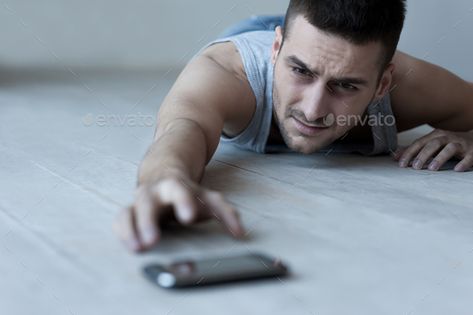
xmin=115 ymin=42 xmax=256 ymax=252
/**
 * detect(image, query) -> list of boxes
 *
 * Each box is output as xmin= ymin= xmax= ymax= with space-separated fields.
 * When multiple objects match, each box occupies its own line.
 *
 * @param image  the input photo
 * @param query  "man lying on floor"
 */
xmin=115 ymin=0 xmax=473 ymax=252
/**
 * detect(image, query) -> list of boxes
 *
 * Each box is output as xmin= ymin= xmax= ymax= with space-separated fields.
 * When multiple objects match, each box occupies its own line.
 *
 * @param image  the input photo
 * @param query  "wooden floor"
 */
xmin=1 ymin=68 xmax=472 ymax=315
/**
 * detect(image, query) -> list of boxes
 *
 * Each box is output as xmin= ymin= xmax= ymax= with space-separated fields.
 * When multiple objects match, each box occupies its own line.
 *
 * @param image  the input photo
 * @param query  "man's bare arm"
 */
xmin=115 ymin=42 xmax=256 ymax=252
xmin=390 ymin=51 xmax=473 ymax=172
xmin=140 ymin=42 xmax=256 ymax=184
xmin=391 ymin=51 xmax=473 ymax=132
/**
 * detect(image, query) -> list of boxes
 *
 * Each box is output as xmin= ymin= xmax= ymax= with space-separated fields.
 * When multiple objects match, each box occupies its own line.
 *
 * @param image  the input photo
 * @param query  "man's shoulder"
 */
xmin=201 ymin=31 xmax=274 ymax=79
xmin=201 ymin=41 xmax=246 ymax=82
xmin=198 ymin=40 xmax=258 ymax=139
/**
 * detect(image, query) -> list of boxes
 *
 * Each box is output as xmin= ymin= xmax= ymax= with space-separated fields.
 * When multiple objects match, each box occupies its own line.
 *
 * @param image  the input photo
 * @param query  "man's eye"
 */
xmin=291 ymin=67 xmax=310 ymax=77
xmin=335 ymin=82 xmax=357 ymax=91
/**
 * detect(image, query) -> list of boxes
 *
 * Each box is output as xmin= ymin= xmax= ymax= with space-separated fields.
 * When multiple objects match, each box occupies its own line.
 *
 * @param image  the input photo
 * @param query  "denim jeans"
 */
xmin=218 ymin=15 xmax=285 ymax=38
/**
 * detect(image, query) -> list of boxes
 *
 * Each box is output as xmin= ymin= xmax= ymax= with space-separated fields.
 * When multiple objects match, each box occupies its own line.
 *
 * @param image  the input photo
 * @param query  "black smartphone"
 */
xmin=142 ymin=252 xmax=289 ymax=288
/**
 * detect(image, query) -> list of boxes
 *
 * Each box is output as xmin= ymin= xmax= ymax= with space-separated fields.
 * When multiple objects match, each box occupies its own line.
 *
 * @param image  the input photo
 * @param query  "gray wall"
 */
xmin=398 ymin=0 xmax=473 ymax=80
xmin=1 ymin=0 xmax=472 ymax=79
xmin=0 ymin=1 xmax=287 ymax=69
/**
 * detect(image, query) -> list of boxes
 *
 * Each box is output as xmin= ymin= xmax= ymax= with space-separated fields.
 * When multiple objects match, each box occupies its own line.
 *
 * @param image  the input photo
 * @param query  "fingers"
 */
xmin=153 ymin=179 xmax=199 ymax=225
xmin=398 ymin=140 xmax=429 ymax=168
xmin=454 ymin=151 xmax=473 ymax=172
xmin=427 ymin=143 xmax=461 ymax=171
xmin=396 ymin=129 xmax=473 ymax=172
xmin=158 ymin=181 xmax=246 ymax=238
xmin=396 ymin=139 xmax=468 ymax=172
xmin=397 ymin=132 xmax=441 ymax=167
xmin=392 ymin=146 xmax=407 ymax=161
xmin=411 ymin=139 xmax=446 ymax=170
xmin=134 ymin=186 xmax=161 ymax=250
xmin=114 ymin=206 xmax=142 ymax=252
xmin=131 ymin=179 xmax=200 ymax=251
xmin=399 ymin=137 xmax=447 ymax=169
xmin=114 ymin=176 xmax=245 ymax=253
xmin=202 ymin=191 xmax=245 ymax=239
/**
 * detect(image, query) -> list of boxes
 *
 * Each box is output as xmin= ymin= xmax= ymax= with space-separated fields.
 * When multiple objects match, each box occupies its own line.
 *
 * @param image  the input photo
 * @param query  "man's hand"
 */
xmin=114 ymin=173 xmax=245 ymax=252
xmin=393 ymin=129 xmax=473 ymax=172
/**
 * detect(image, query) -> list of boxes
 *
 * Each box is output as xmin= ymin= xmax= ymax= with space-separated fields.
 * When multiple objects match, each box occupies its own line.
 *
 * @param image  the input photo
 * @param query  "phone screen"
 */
xmin=143 ymin=252 xmax=289 ymax=288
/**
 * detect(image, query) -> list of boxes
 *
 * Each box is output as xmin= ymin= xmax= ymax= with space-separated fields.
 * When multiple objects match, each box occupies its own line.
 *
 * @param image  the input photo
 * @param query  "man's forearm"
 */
xmin=137 ymin=119 xmax=209 ymax=186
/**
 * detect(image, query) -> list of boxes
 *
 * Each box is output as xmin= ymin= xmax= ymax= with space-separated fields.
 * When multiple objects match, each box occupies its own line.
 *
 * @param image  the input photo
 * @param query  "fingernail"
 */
xmin=428 ymin=161 xmax=439 ymax=171
xmin=142 ymin=229 xmax=157 ymax=245
xmin=178 ymin=206 xmax=194 ymax=223
xmin=413 ymin=159 xmax=421 ymax=169
xmin=399 ymin=159 xmax=408 ymax=168
xmin=128 ymin=239 xmax=141 ymax=252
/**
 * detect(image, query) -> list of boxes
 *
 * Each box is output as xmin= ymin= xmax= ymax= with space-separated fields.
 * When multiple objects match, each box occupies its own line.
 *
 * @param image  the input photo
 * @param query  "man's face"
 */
xmin=271 ymin=16 xmax=393 ymax=154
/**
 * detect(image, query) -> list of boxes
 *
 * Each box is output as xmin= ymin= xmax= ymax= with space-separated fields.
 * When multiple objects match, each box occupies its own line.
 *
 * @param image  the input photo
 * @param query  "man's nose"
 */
xmin=299 ymin=82 xmax=332 ymax=123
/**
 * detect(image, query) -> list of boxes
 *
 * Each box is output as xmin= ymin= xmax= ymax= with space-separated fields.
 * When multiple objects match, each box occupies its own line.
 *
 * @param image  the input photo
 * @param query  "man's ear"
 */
xmin=271 ymin=26 xmax=283 ymax=65
xmin=375 ymin=63 xmax=395 ymax=100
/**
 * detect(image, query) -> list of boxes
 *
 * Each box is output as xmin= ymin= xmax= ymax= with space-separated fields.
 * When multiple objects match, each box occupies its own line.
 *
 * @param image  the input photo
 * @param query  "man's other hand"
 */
xmin=393 ymin=129 xmax=473 ymax=172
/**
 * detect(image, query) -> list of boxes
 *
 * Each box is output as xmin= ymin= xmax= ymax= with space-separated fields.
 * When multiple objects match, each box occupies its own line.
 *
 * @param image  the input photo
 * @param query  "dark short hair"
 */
xmin=282 ymin=0 xmax=407 ymax=70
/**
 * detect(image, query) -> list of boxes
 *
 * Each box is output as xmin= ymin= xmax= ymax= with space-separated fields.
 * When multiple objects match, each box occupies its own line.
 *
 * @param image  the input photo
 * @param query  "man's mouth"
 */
xmin=291 ymin=116 xmax=329 ymax=136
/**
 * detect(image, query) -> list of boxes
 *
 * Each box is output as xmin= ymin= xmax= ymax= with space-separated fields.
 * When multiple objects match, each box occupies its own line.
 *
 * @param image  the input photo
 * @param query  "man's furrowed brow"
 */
xmin=286 ymin=55 xmax=315 ymax=74
xmin=285 ymin=55 xmax=369 ymax=86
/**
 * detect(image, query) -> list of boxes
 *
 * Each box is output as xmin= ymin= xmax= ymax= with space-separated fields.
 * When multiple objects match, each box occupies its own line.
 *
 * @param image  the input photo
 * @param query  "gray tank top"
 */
xmin=197 ymin=31 xmax=398 ymax=155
